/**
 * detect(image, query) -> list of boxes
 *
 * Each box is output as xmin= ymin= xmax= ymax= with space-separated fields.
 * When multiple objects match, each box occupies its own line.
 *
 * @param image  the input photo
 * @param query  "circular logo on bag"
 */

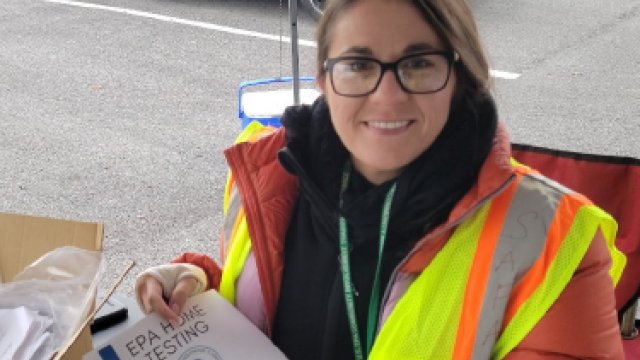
xmin=178 ymin=346 xmax=223 ymax=360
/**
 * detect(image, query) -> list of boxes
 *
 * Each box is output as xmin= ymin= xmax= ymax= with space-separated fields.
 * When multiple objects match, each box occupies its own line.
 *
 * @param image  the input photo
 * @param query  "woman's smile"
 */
xmin=363 ymin=119 xmax=414 ymax=135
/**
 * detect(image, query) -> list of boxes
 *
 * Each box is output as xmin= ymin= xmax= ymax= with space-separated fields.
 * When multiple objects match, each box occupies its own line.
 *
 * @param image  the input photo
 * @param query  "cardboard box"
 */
xmin=0 ymin=212 xmax=104 ymax=360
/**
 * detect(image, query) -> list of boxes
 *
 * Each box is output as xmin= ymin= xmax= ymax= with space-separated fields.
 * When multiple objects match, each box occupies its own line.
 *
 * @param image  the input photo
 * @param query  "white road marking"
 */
xmin=490 ymin=70 xmax=521 ymax=80
xmin=42 ymin=0 xmax=317 ymax=47
xmin=43 ymin=0 xmax=522 ymax=79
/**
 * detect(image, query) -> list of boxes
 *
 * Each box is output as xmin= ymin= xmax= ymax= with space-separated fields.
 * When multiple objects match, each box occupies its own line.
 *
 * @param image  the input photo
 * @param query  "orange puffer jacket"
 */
xmin=174 ymin=122 xmax=623 ymax=359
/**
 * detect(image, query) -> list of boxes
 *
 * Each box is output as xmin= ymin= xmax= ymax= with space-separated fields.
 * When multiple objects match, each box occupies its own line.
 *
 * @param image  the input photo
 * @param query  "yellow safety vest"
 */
xmin=219 ymin=122 xmax=626 ymax=360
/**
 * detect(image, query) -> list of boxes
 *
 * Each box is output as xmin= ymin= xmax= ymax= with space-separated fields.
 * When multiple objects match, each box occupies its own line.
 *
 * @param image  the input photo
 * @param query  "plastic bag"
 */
xmin=0 ymin=246 xmax=105 ymax=360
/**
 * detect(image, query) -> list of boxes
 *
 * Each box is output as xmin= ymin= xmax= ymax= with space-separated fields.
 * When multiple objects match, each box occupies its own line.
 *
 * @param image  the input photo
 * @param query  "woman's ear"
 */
xmin=316 ymin=74 xmax=327 ymax=94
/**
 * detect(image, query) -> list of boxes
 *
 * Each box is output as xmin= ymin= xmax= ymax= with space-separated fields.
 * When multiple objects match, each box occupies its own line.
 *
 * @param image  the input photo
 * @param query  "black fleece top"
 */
xmin=271 ymin=95 xmax=498 ymax=360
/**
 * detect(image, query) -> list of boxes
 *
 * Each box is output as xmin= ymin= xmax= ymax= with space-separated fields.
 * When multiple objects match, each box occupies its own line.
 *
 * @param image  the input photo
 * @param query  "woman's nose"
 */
xmin=370 ymin=69 xmax=409 ymax=102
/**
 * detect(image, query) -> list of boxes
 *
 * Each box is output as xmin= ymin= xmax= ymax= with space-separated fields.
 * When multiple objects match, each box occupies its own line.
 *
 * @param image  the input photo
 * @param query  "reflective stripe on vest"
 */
xmin=219 ymin=122 xmax=276 ymax=304
xmin=369 ymin=168 xmax=625 ymax=360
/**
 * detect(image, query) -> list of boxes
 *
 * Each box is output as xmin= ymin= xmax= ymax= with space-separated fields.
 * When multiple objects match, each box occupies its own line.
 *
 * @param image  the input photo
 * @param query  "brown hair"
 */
xmin=315 ymin=0 xmax=491 ymax=104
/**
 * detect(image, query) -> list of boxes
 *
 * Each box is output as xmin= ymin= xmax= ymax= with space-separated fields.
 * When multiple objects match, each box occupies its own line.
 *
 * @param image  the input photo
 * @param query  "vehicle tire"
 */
xmin=300 ymin=0 xmax=324 ymax=21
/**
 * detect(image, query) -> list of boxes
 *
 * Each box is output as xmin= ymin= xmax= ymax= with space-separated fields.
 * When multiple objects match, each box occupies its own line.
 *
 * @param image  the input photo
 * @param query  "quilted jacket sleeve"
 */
xmin=505 ymin=230 xmax=624 ymax=359
xmin=171 ymin=252 xmax=223 ymax=292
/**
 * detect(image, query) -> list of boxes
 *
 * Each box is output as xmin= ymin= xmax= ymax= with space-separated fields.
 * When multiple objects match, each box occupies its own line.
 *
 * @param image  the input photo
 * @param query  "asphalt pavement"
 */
xmin=1 ymin=0 xmax=638 ymax=298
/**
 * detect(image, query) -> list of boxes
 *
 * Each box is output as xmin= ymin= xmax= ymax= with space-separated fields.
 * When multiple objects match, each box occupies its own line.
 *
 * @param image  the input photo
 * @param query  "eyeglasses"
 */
xmin=324 ymin=51 xmax=459 ymax=97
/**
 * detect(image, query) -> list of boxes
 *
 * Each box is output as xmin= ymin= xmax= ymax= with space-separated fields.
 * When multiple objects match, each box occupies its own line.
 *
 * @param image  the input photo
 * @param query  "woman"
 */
xmin=136 ymin=0 xmax=626 ymax=358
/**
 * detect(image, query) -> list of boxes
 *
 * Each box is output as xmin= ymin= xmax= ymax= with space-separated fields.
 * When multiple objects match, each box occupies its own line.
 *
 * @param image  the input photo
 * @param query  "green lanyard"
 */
xmin=339 ymin=161 xmax=396 ymax=360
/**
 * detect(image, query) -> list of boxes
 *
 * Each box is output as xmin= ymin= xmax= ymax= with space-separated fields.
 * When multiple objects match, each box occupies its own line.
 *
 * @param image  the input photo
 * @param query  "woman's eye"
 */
xmin=344 ymin=60 xmax=373 ymax=72
xmin=406 ymin=58 xmax=434 ymax=69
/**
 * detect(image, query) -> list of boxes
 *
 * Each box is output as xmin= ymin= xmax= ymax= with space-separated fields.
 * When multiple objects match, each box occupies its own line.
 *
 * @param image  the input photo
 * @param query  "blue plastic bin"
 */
xmin=238 ymin=77 xmax=320 ymax=129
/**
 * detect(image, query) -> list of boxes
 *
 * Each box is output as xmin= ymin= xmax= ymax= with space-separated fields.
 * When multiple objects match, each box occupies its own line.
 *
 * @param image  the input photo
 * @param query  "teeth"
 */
xmin=368 ymin=120 xmax=410 ymax=129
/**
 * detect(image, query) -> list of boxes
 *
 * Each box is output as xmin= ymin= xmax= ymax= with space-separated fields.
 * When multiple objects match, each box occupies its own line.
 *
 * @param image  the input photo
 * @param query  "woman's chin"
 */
xmin=352 ymin=155 xmax=412 ymax=184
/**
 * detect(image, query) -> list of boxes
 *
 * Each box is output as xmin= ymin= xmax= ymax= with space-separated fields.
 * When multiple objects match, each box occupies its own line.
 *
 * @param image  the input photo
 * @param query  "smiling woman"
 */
xmin=316 ymin=0 xmax=461 ymax=184
xmin=135 ymin=0 xmax=626 ymax=359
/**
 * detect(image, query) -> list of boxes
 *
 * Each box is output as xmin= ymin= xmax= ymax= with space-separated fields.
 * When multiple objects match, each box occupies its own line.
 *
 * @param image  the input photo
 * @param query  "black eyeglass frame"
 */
xmin=324 ymin=51 xmax=460 ymax=97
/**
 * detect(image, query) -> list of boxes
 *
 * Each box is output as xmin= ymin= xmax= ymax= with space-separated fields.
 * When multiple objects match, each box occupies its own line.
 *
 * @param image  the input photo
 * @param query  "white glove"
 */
xmin=134 ymin=263 xmax=207 ymax=312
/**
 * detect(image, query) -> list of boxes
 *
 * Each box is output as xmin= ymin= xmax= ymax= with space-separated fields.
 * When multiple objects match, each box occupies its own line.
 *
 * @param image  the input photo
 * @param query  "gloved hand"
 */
xmin=135 ymin=263 xmax=207 ymax=327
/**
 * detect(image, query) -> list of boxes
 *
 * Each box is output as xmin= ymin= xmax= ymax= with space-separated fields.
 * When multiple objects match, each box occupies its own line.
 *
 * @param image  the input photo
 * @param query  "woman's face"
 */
xmin=318 ymin=0 xmax=456 ymax=185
